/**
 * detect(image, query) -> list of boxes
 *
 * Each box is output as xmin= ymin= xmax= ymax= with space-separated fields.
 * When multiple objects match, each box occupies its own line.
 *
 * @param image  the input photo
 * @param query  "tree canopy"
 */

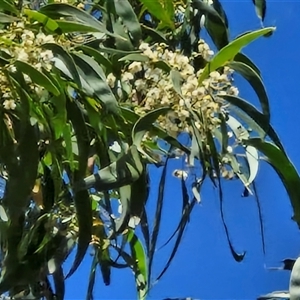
xmin=0 ymin=0 xmax=298 ymax=299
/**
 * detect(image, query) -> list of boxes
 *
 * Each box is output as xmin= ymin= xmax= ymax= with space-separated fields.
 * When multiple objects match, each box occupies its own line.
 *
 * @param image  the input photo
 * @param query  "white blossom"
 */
xmin=3 ymin=99 xmax=16 ymax=110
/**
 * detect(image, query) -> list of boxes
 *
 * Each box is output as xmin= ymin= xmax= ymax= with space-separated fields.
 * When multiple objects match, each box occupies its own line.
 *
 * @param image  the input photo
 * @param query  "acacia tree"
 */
xmin=0 ymin=0 xmax=298 ymax=299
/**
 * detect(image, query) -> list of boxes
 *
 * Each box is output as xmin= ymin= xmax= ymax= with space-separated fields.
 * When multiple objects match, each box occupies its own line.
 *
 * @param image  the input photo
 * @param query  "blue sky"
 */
xmin=65 ymin=2 xmax=300 ymax=299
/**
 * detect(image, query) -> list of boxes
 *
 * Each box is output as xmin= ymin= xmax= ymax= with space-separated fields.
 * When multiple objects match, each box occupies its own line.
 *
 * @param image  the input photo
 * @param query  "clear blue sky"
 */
xmin=65 ymin=2 xmax=300 ymax=299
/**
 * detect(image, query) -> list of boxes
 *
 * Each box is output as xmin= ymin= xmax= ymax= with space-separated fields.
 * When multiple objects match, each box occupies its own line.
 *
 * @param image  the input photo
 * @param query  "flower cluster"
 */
xmin=108 ymin=41 xmax=238 ymax=137
xmin=0 ymin=20 xmax=63 ymax=110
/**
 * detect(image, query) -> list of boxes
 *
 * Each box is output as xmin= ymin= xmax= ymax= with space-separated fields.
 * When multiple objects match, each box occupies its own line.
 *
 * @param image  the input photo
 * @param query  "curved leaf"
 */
xmin=226 ymin=116 xmax=258 ymax=189
xmin=14 ymin=60 xmax=60 ymax=96
xmin=155 ymin=199 xmax=196 ymax=283
xmin=132 ymin=107 xmax=170 ymax=161
xmin=76 ymin=145 xmax=144 ymax=192
xmin=121 ymin=107 xmax=190 ymax=154
xmin=252 ymin=0 xmax=266 ymax=22
xmin=234 ymin=53 xmax=261 ymax=76
xmin=0 ymin=12 xmax=19 ymax=23
xmin=212 ymin=0 xmax=228 ymax=28
xmin=86 ymin=255 xmax=97 ymax=300
xmin=112 ymin=185 xmax=131 ymax=237
xmin=148 ymin=157 xmax=169 ymax=284
xmin=55 ymin=20 xmax=104 ymax=33
xmin=245 ymin=139 xmax=300 ymax=226
xmin=40 ymin=3 xmax=121 ymax=38
xmin=118 ymin=53 xmax=149 ymax=62
xmin=0 ymin=0 xmax=19 ymax=15
xmin=139 ymin=0 xmax=175 ymax=30
xmin=44 ymin=43 xmax=82 ymax=89
xmin=127 ymin=229 xmax=148 ymax=300
xmin=65 ymin=98 xmax=92 ymax=279
xmin=52 ymin=265 xmax=65 ymax=300
xmin=114 ymin=0 xmax=142 ymax=45
xmin=24 ymin=9 xmax=60 ymax=33
xmin=199 ymin=27 xmax=275 ymax=84
xmin=290 ymin=257 xmax=300 ymax=300
xmin=245 ymin=145 xmax=259 ymax=186
xmin=75 ymin=45 xmax=113 ymax=73
xmin=72 ymin=53 xmax=119 ymax=115
xmin=228 ymin=61 xmax=270 ymax=120
xmin=193 ymin=0 xmax=229 ymax=50
xmin=219 ymin=94 xmax=285 ymax=151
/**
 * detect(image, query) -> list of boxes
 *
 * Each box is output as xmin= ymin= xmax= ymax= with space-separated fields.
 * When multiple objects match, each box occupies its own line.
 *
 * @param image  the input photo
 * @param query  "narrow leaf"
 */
xmin=199 ymin=27 xmax=275 ymax=84
xmin=219 ymin=94 xmax=285 ymax=151
xmin=127 ymin=229 xmax=148 ymax=300
xmin=228 ymin=61 xmax=270 ymax=120
xmin=245 ymin=139 xmax=300 ymax=226
xmin=193 ymin=0 xmax=229 ymax=50
xmin=252 ymin=0 xmax=266 ymax=22
xmin=139 ymin=0 xmax=175 ymax=30
xmin=148 ymin=157 xmax=169 ymax=284
xmin=14 ymin=60 xmax=60 ymax=96
xmin=65 ymin=99 xmax=92 ymax=279
xmin=72 ymin=53 xmax=119 ymax=114
xmin=24 ymin=9 xmax=60 ymax=32
xmin=40 ymin=3 xmax=121 ymax=38
xmin=114 ymin=0 xmax=142 ymax=44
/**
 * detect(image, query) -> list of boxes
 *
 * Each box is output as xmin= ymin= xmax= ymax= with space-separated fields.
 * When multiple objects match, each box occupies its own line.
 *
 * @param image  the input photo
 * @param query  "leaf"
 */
xmin=155 ymin=199 xmax=196 ymax=283
xmin=98 ymin=246 xmax=111 ymax=286
xmin=290 ymin=258 xmax=300 ymax=299
xmin=132 ymin=107 xmax=170 ymax=161
xmin=62 ymin=123 xmax=75 ymax=171
xmin=0 ymin=0 xmax=19 ymax=15
xmin=212 ymin=0 xmax=228 ymax=28
xmin=245 ymin=139 xmax=300 ymax=226
xmin=76 ymin=145 xmax=144 ymax=192
xmin=65 ymin=99 xmax=92 ymax=279
xmin=219 ymin=95 xmax=285 ymax=151
xmin=162 ymin=0 xmax=175 ymax=24
xmin=56 ymin=20 xmax=104 ymax=33
xmin=112 ymin=185 xmax=131 ymax=237
xmin=130 ymin=169 xmax=149 ymax=219
xmin=113 ymin=0 xmax=142 ymax=45
xmin=0 ymin=12 xmax=19 ymax=23
xmin=226 ymin=116 xmax=258 ymax=188
xmin=52 ymin=265 xmax=65 ymax=300
xmin=234 ymin=53 xmax=261 ymax=77
xmin=141 ymin=24 xmax=168 ymax=44
xmin=43 ymin=43 xmax=82 ymax=90
xmin=252 ymin=0 xmax=266 ymax=22
xmin=140 ymin=208 xmax=150 ymax=255
xmin=192 ymin=0 xmax=229 ymax=50
xmin=118 ymin=53 xmax=149 ymax=62
xmin=121 ymin=107 xmax=190 ymax=155
xmin=148 ymin=157 xmax=169 ymax=284
xmin=170 ymin=69 xmax=184 ymax=96
xmin=86 ymin=255 xmax=97 ymax=300
xmin=40 ymin=3 xmax=121 ymax=38
xmin=207 ymin=128 xmax=246 ymax=262
xmin=228 ymin=61 xmax=270 ymax=120
xmin=72 ymin=53 xmax=119 ymax=115
xmin=0 ymin=205 xmax=8 ymax=222
xmin=257 ymin=291 xmax=290 ymax=300
xmin=127 ymin=230 xmax=148 ymax=300
xmin=14 ymin=60 xmax=60 ymax=96
xmin=199 ymin=27 xmax=275 ymax=84
xmin=139 ymin=0 xmax=175 ymax=30
xmin=245 ymin=145 xmax=259 ymax=186
xmin=75 ymin=45 xmax=113 ymax=73
xmin=252 ymin=182 xmax=266 ymax=255
xmin=24 ymin=9 xmax=60 ymax=32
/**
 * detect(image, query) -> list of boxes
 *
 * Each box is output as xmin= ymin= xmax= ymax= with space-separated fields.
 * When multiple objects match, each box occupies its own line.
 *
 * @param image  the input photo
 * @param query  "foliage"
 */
xmin=0 ymin=0 xmax=297 ymax=299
